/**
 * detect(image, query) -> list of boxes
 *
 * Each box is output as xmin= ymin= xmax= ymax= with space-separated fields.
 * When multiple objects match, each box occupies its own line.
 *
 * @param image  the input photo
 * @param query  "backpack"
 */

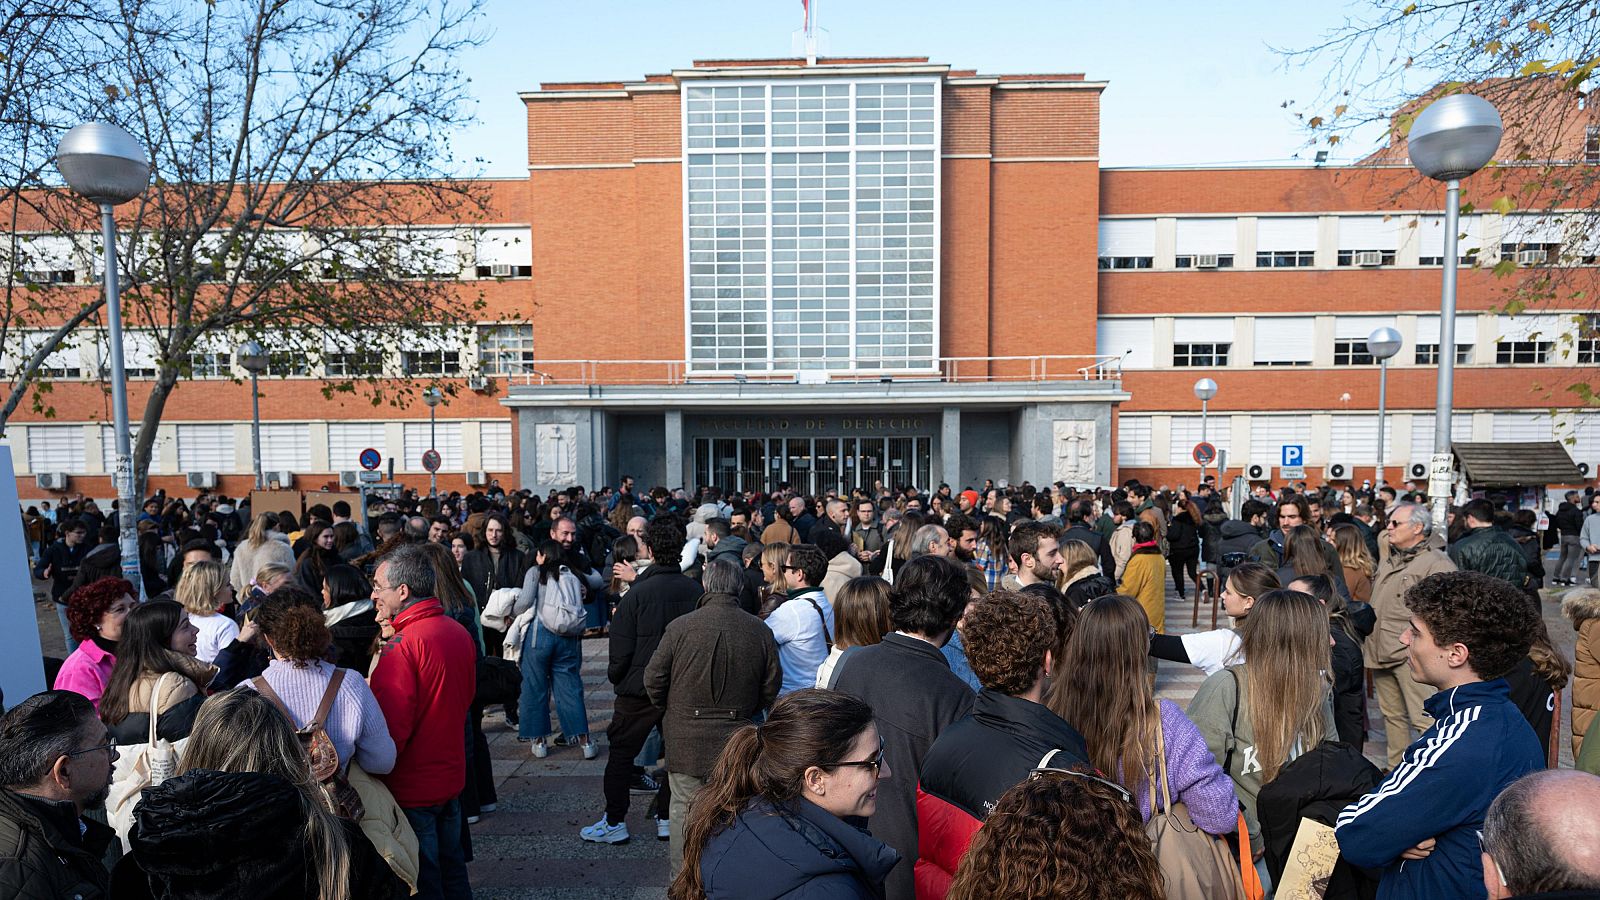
xmin=253 ymin=669 xmax=365 ymax=820
xmin=537 ymin=567 xmax=587 ymax=637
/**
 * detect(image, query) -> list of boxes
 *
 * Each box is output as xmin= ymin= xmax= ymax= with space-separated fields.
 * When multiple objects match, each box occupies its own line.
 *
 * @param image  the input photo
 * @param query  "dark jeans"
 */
xmin=1168 ymin=551 xmax=1199 ymax=597
xmin=604 ymin=693 xmax=670 ymax=825
xmin=403 ymin=799 xmax=472 ymax=900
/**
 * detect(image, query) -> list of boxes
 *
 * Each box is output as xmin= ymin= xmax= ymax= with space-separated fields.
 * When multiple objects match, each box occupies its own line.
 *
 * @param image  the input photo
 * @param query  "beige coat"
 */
xmin=821 ymin=551 xmax=864 ymax=604
xmin=1565 ymin=590 xmax=1600 ymax=759
xmin=349 ymin=762 xmax=420 ymax=893
xmin=1364 ymin=533 xmax=1456 ymax=669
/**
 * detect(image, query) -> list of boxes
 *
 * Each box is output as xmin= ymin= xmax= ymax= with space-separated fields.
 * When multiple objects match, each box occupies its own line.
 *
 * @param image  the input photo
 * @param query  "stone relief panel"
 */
xmin=1052 ymin=419 xmax=1097 ymax=485
xmin=535 ymin=423 xmax=577 ymax=484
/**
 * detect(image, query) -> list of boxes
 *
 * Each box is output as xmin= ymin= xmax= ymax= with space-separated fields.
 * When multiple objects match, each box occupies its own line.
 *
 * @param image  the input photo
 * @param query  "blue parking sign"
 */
xmin=1282 ymin=445 xmax=1304 ymax=467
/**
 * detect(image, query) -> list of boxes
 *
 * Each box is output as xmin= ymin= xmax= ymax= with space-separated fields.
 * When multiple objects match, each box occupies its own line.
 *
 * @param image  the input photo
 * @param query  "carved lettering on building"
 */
xmin=696 ymin=416 xmax=927 ymax=434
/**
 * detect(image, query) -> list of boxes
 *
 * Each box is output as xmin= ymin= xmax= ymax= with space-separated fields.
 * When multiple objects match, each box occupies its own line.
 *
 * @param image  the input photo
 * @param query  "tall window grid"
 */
xmin=684 ymin=78 xmax=939 ymax=373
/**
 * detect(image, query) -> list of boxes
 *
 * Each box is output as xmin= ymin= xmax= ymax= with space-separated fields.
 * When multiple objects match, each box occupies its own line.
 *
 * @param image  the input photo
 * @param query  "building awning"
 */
xmin=1453 ymin=442 xmax=1584 ymax=487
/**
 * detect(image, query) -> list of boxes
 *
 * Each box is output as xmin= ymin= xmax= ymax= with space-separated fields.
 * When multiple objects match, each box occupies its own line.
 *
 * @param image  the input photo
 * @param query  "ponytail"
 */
xmin=668 ymin=689 xmax=874 ymax=900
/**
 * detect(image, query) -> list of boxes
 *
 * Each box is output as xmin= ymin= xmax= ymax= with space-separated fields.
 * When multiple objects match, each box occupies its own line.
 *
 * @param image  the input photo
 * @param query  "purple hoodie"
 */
xmin=1130 ymin=699 xmax=1239 ymax=835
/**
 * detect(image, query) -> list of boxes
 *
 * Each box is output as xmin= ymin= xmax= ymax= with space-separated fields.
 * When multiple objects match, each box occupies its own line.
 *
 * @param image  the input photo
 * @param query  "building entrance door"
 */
xmin=693 ymin=435 xmax=931 ymax=495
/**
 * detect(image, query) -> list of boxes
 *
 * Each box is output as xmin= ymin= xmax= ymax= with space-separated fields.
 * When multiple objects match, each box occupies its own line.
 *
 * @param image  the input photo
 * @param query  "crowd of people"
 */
xmin=5 ymin=474 xmax=1600 ymax=899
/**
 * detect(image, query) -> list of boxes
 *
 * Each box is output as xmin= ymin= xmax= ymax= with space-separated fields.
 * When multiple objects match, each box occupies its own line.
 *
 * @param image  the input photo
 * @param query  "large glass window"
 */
xmin=684 ymin=78 xmax=939 ymax=373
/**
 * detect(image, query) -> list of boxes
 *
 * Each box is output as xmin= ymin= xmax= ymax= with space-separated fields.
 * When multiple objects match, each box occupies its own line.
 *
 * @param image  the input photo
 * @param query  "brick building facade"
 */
xmin=8 ymin=57 xmax=1597 ymax=500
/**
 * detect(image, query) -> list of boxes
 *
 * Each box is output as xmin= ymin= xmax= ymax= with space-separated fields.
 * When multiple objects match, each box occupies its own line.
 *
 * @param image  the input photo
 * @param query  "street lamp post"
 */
xmin=237 ymin=341 xmax=268 ymax=489
xmin=422 ymin=387 xmax=442 ymax=498
xmin=1193 ymin=377 xmax=1218 ymax=485
xmin=55 ymin=123 xmax=149 ymax=592
xmin=1408 ymin=94 xmax=1502 ymax=537
xmin=1365 ymin=327 xmax=1403 ymax=490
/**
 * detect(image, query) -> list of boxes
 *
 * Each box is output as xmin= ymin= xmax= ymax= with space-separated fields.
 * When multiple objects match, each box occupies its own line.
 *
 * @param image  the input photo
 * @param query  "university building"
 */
xmin=8 ymin=56 xmax=1598 ymax=500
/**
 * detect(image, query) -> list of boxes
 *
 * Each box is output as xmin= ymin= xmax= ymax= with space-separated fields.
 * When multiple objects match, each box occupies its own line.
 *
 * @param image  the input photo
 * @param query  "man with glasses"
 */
xmin=369 ymin=543 xmax=477 ymax=900
xmin=1477 ymin=770 xmax=1600 ymax=898
xmin=0 ymin=690 xmax=119 ymax=897
xmin=1364 ymin=502 xmax=1458 ymax=768
xmin=767 ymin=544 xmax=836 ymax=696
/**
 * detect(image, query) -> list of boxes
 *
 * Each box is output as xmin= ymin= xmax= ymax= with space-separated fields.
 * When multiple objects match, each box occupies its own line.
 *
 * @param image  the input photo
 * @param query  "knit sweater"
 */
xmin=249 ymin=659 xmax=397 ymax=775
xmin=1130 ymin=699 xmax=1239 ymax=835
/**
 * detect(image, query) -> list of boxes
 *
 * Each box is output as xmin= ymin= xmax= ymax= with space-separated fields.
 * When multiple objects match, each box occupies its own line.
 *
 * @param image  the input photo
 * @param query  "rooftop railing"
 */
xmin=507 ymin=354 xmax=1124 ymax=387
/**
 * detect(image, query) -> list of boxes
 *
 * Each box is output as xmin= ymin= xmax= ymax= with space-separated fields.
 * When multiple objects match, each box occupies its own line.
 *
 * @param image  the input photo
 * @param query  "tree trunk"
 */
xmin=133 ymin=372 xmax=178 ymax=500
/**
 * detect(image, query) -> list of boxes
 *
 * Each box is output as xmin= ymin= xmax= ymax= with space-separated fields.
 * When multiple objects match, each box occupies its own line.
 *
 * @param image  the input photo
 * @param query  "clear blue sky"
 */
xmin=449 ymin=0 xmax=1391 ymax=177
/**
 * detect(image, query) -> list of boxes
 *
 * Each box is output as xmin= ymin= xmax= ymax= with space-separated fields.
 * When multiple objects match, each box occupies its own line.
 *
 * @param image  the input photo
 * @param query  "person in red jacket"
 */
xmin=915 ymin=590 xmax=1089 ymax=899
xmin=369 ymin=543 xmax=477 ymax=900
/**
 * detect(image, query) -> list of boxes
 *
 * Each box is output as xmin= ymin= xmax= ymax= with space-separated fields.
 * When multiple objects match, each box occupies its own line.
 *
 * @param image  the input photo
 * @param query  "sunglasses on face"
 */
xmin=833 ymin=736 xmax=886 ymax=777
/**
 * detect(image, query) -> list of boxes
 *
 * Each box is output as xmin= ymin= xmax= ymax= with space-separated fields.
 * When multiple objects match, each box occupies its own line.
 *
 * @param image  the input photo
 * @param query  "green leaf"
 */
xmin=1401 ymin=2 xmax=1417 ymax=12
xmin=1493 ymin=259 xmax=1519 ymax=277
xmin=1490 ymin=195 xmax=1517 ymax=214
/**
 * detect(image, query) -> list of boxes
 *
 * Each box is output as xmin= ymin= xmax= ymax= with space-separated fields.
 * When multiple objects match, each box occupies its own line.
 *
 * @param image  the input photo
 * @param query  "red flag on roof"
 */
xmin=802 ymin=0 xmax=810 ymax=31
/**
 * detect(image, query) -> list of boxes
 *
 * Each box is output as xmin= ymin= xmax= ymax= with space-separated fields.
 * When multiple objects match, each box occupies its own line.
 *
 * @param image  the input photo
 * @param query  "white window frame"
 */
xmin=1097 ymin=318 xmax=1155 ymax=369
xmin=1117 ymin=416 xmax=1152 ymax=467
xmin=27 ymin=425 xmax=86 ymax=473
xmin=258 ymin=423 xmax=312 ymax=471
xmin=403 ymin=421 xmax=463 ymax=472
xmin=480 ymin=420 xmax=514 ymax=471
xmin=328 ymin=422 xmax=387 ymax=472
xmin=175 ymin=424 xmax=235 ymax=473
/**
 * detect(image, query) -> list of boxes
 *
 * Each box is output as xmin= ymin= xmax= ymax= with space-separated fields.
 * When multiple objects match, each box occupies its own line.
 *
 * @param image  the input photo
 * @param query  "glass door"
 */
xmin=711 ymin=438 xmax=739 ymax=495
xmin=739 ymin=438 xmax=768 ymax=494
xmin=858 ymin=438 xmax=885 ymax=495
xmin=813 ymin=438 xmax=840 ymax=497
xmin=785 ymin=437 xmax=814 ymax=495
xmin=887 ymin=437 xmax=915 ymax=491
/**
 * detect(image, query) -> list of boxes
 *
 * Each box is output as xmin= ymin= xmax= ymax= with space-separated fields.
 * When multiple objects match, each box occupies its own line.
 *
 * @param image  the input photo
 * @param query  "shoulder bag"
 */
xmin=1145 ymin=715 xmax=1248 ymax=900
xmin=107 ymin=671 xmax=186 ymax=852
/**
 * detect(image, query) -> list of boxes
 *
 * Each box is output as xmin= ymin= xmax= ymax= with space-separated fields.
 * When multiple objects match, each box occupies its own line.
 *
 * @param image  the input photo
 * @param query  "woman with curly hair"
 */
xmin=53 ymin=576 xmax=138 ymax=709
xmin=946 ymin=768 xmax=1165 ymax=900
xmin=670 ymin=689 xmax=898 ymax=900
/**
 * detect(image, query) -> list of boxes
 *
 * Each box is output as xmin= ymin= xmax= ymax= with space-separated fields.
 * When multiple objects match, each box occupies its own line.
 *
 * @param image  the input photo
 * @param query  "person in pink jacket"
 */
xmin=52 ymin=576 xmax=137 ymax=709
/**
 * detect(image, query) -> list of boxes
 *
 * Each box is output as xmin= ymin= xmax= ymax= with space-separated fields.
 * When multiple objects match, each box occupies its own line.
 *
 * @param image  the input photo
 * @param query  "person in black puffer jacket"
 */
xmin=110 ymin=688 xmax=408 ymax=900
xmin=584 ymin=517 xmax=703 ymax=845
xmin=1166 ymin=496 xmax=1203 ymax=600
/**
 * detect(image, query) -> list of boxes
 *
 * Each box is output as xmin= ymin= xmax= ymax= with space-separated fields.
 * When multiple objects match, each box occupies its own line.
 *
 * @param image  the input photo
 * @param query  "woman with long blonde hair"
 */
xmin=1331 ymin=523 xmax=1375 ymax=604
xmin=1045 ymin=595 xmax=1235 ymax=833
xmin=1186 ymin=589 xmax=1335 ymax=862
xmin=109 ymin=688 xmax=407 ymax=899
xmin=757 ymin=541 xmax=791 ymax=616
xmin=231 ymin=511 xmax=295 ymax=595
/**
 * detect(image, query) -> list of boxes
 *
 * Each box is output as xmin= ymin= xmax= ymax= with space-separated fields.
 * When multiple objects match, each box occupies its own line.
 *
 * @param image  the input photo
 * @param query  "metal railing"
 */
xmin=508 ymin=354 xmax=1124 ymax=387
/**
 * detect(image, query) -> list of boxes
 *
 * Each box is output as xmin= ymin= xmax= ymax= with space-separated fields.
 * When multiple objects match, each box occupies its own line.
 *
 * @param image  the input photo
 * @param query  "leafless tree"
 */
xmin=1 ymin=0 xmax=493 ymax=494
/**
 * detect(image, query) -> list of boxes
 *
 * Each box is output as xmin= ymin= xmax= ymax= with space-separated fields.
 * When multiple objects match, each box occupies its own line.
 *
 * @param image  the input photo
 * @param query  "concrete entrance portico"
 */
xmin=504 ymin=379 xmax=1129 ymax=494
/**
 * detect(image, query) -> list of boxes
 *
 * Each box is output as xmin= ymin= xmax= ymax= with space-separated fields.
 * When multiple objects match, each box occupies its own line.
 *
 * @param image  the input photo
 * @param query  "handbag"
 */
xmin=107 ymin=671 xmax=186 ymax=852
xmin=1145 ymin=719 xmax=1248 ymax=900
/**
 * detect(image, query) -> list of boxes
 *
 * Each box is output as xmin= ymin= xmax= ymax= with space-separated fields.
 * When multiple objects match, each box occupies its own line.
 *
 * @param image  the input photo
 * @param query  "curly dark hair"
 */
xmin=254 ymin=597 xmax=332 ymax=663
xmin=644 ymin=517 xmax=686 ymax=568
xmin=66 ymin=577 xmax=135 ymax=642
xmin=961 ymin=590 xmax=1056 ymax=695
xmin=1404 ymin=571 xmax=1541 ymax=680
xmin=946 ymin=768 xmax=1166 ymax=900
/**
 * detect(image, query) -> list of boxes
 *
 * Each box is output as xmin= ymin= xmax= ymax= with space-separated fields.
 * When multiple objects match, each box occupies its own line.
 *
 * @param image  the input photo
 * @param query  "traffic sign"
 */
xmin=1281 ymin=465 xmax=1307 ymax=481
xmin=358 ymin=470 xmax=383 ymax=483
xmin=421 ymin=449 xmax=442 ymax=473
xmin=359 ymin=447 xmax=382 ymax=471
xmin=1282 ymin=444 xmax=1305 ymax=467
xmin=1192 ymin=441 xmax=1217 ymax=467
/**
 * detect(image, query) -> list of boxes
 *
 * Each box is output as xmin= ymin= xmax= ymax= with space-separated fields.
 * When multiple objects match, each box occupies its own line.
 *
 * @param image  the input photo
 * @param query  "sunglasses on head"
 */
xmin=1029 ymin=765 xmax=1133 ymax=805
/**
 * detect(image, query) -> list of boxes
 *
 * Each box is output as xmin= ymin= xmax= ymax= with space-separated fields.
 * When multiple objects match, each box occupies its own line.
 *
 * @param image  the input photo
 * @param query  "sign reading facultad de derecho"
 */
xmin=690 ymin=415 xmax=929 ymax=436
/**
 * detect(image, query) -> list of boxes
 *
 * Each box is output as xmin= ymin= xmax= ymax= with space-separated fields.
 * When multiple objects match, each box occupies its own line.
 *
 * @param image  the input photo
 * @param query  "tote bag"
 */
xmin=107 ymin=671 xmax=187 ymax=852
xmin=1145 ymin=720 xmax=1248 ymax=900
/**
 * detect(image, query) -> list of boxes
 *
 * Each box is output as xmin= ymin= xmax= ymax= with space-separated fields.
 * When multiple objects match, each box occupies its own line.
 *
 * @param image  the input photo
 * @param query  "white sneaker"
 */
xmin=656 ymin=818 xmax=670 ymax=841
xmin=531 ymin=738 xmax=548 ymax=759
xmin=580 ymin=737 xmax=599 ymax=760
xmin=579 ymin=817 xmax=630 ymax=844
xmin=466 ymin=814 xmax=481 ymax=825
xmin=479 ymin=802 xmax=497 ymax=813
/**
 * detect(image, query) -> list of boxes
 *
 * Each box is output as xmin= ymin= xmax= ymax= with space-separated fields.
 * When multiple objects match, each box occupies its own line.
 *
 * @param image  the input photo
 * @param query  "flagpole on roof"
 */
xmin=804 ymin=0 xmax=817 ymax=64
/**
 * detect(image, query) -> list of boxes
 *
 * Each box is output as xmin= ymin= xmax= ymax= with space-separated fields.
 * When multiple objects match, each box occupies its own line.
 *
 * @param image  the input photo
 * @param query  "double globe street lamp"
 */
xmin=237 ymin=340 xmax=269 ymax=489
xmin=1193 ymin=377 xmax=1218 ymax=485
xmin=55 ymin=123 xmax=149 ymax=591
xmin=1408 ymin=94 xmax=1503 ymax=535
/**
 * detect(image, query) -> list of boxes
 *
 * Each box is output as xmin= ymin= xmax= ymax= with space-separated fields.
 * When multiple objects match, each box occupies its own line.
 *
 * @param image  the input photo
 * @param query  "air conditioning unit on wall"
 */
xmin=1579 ymin=462 xmax=1592 ymax=477
xmin=339 ymin=470 xmax=362 ymax=488
xmin=266 ymin=470 xmax=294 ymax=487
xmin=1326 ymin=462 xmax=1352 ymax=481
xmin=1354 ymin=250 xmax=1385 ymax=267
xmin=1517 ymin=249 xmax=1549 ymax=266
xmin=1408 ymin=462 xmax=1428 ymax=480
xmin=35 ymin=472 xmax=69 ymax=490
xmin=186 ymin=471 xmax=217 ymax=490
xmin=1195 ymin=254 xmax=1220 ymax=269
xmin=1246 ymin=463 xmax=1268 ymax=480
xmin=465 ymin=471 xmax=489 ymax=486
